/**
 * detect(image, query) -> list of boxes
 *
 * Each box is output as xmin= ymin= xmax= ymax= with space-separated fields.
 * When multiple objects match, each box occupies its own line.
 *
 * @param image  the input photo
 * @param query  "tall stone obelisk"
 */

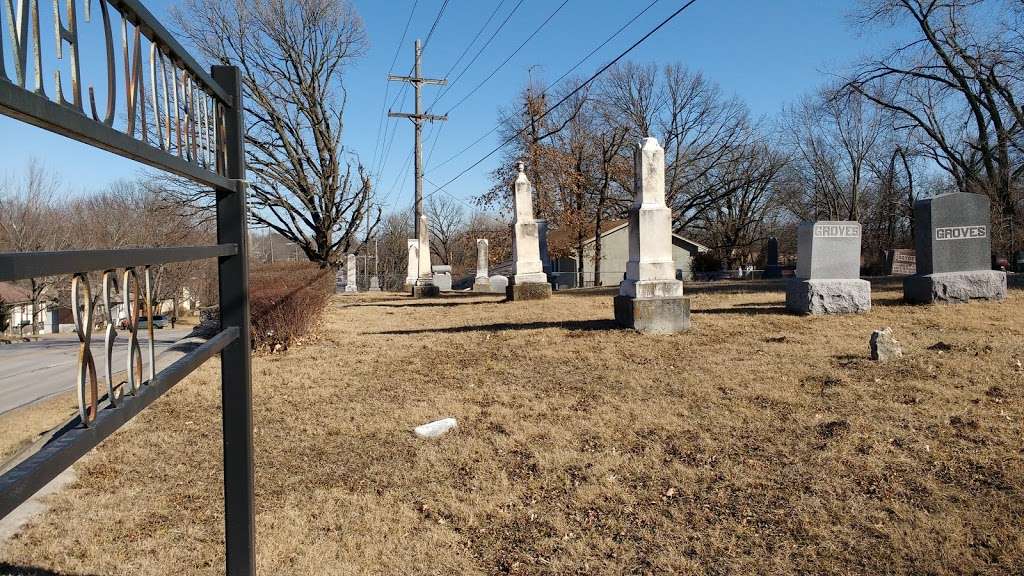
xmin=412 ymin=213 xmax=440 ymax=297
xmin=473 ymin=238 xmax=492 ymax=292
xmin=614 ymin=137 xmax=689 ymax=332
xmin=403 ymin=239 xmax=418 ymax=292
xmin=506 ymin=163 xmax=551 ymax=301
xmin=344 ymin=253 xmax=358 ymax=293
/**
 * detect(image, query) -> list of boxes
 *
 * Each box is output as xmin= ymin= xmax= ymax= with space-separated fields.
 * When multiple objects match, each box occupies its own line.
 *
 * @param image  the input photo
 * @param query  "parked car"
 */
xmin=135 ymin=315 xmax=170 ymax=330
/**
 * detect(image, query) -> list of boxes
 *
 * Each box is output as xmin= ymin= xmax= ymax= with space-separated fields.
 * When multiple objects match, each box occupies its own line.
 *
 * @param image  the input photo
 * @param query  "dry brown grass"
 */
xmin=2 ymin=284 xmax=1023 ymax=575
xmin=0 ymin=393 xmax=77 ymax=465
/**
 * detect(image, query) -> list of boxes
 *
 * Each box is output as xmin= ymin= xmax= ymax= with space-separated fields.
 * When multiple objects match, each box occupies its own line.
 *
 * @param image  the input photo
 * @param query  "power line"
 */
xmin=440 ymin=0 xmax=571 ymax=116
xmin=369 ymin=0 xmax=419 ymax=181
xmin=372 ymin=0 xmax=451 ymax=183
xmin=426 ymin=0 xmax=527 ymax=112
xmin=423 ymin=0 xmax=702 ymax=205
xmin=429 ymin=0 xmax=662 ymax=172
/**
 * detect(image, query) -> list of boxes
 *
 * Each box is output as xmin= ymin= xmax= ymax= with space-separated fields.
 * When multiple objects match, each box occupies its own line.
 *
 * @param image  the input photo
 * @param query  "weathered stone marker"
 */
xmin=473 ymin=238 xmax=492 ymax=292
xmin=763 ymin=237 xmax=783 ymax=279
xmin=432 ymin=265 xmax=452 ymax=291
xmin=537 ymin=219 xmax=551 ymax=276
xmin=785 ymin=221 xmax=871 ymax=314
xmin=903 ymin=192 xmax=1006 ymax=303
xmin=404 ymin=239 xmax=418 ymax=293
xmin=413 ymin=214 xmax=440 ymax=297
xmin=344 ymin=254 xmax=358 ymax=292
xmin=507 ymin=162 xmax=552 ymax=301
xmin=368 ymin=276 xmax=381 ymax=292
xmin=614 ymin=137 xmax=689 ymax=333
xmin=489 ymin=275 xmax=508 ymax=294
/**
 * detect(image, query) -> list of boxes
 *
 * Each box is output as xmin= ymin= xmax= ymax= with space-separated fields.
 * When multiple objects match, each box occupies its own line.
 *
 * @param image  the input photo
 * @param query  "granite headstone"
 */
xmin=785 ymin=221 xmax=871 ymax=314
xmin=904 ymin=192 xmax=1006 ymax=303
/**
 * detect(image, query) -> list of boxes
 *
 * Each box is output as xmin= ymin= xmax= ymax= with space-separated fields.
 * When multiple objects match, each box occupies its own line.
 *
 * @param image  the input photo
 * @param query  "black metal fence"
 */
xmin=0 ymin=2 xmax=254 ymax=574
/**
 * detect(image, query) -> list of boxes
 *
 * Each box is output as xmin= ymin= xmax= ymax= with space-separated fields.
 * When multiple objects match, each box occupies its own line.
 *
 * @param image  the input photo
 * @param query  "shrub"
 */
xmin=249 ymin=261 xmax=333 ymax=352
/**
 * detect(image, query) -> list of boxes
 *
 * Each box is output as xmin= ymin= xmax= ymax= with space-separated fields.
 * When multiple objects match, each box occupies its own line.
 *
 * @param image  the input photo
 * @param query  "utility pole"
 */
xmin=388 ymin=39 xmax=447 ymax=238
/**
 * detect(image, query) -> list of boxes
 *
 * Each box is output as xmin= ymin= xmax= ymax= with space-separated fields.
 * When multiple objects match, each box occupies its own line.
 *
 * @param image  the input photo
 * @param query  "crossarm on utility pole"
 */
xmin=387 ymin=111 xmax=448 ymax=123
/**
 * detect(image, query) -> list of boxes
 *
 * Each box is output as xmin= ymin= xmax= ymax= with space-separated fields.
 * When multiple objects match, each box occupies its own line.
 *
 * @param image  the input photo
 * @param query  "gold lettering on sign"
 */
xmin=148 ymin=43 xmax=163 ymax=146
xmin=199 ymin=92 xmax=210 ymax=167
xmin=122 ymin=19 xmax=146 ymax=140
xmin=4 ymin=0 xmax=45 ymax=95
xmin=53 ymin=0 xmax=82 ymax=111
xmin=159 ymin=52 xmax=172 ymax=150
xmin=173 ymin=65 xmax=182 ymax=155
xmin=85 ymin=0 xmax=115 ymax=125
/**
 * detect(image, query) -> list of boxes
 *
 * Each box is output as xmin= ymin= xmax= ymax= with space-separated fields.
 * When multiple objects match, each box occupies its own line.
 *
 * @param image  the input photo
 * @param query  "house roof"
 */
xmin=546 ymin=218 xmax=709 ymax=253
xmin=0 ymin=282 xmax=32 ymax=303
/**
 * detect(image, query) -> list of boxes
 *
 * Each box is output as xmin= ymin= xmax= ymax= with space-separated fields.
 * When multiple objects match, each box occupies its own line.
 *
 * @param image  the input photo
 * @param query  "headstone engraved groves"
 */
xmin=904 ymin=192 xmax=1006 ymax=303
xmin=473 ymin=238 xmax=492 ymax=292
xmin=344 ymin=254 xmax=358 ymax=292
xmin=506 ymin=162 xmax=551 ymax=301
xmin=0 ymin=0 xmax=225 ymax=174
xmin=613 ymin=137 xmax=689 ymax=333
xmin=785 ymin=221 xmax=871 ymax=315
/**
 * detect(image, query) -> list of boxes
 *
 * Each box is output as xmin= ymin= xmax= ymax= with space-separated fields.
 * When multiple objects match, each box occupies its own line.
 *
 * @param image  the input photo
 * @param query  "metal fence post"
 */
xmin=212 ymin=65 xmax=255 ymax=576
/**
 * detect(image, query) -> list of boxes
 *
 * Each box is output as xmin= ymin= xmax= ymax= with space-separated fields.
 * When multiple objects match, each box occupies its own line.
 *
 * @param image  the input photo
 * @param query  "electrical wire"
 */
xmin=422 ymin=0 xmax=702 ymax=205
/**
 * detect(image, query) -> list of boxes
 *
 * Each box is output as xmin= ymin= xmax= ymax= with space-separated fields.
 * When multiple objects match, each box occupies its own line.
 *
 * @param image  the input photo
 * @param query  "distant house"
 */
xmin=0 ymin=281 xmax=59 ymax=335
xmin=548 ymin=219 xmax=709 ymax=289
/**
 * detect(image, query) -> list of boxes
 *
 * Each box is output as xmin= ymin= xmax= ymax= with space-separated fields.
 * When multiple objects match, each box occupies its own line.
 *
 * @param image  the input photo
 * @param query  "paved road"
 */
xmin=0 ymin=328 xmax=192 ymax=415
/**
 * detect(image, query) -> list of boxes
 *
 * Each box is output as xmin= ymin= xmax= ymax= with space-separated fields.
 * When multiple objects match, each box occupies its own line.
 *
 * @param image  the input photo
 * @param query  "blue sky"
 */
xmin=0 ymin=0 xmax=909 ymax=212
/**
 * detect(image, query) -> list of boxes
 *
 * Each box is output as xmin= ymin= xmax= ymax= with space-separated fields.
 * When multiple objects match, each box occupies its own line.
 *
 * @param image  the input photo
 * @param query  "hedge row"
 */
xmin=249 ymin=261 xmax=334 ymax=352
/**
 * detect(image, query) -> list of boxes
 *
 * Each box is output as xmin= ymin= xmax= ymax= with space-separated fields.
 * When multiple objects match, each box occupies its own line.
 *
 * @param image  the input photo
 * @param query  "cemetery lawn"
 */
xmin=2 ymin=281 xmax=1023 ymax=575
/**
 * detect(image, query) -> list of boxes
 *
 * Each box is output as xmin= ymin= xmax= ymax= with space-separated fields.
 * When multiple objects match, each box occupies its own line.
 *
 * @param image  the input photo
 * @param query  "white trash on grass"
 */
xmin=414 ymin=418 xmax=458 ymax=439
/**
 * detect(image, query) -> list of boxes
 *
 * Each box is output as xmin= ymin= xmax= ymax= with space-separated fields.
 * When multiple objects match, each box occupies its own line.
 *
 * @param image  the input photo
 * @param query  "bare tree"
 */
xmin=0 ymin=161 xmax=70 ymax=333
xmin=779 ymin=87 xmax=890 ymax=221
xmin=173 ymin=0 xmax=377 ymax=268
xmin=427 ymin=195 xmax=465 ymax=266
xmin=844 ymin=0 xmax=1023 ymax=253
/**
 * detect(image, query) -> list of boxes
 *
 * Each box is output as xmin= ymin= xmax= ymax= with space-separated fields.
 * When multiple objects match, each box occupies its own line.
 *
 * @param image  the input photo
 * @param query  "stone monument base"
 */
xmin=903 ymin=270 xmax=1006 ymax=304
xmin=505 ymin=282 xmax=551 ymax=301
xmin=368 ymin=277 xmax=381 ymax=292
xmin=614 ymin=295 xmax=690 ymax=333
xmin=344 ymin=284 xmax=358 ymax=293
xmin=402 ymin=281 xmax=415 ymax=293
xmin=785 ymin=278 xmax=871 ymax=315
xmin=472 ymin=278 xmax=492 ymax=293
xmin=411 ymin=284 xmax=441 ymax=298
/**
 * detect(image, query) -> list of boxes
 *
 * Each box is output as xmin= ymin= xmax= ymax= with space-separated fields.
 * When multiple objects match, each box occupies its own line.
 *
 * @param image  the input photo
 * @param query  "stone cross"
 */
xmin=620 ymin=138 xmax=683 ymax=299
xmin=344 ymin=253 xmax=358 ymax=292
xmin=614 ymin=137 xmax=688 ymax=333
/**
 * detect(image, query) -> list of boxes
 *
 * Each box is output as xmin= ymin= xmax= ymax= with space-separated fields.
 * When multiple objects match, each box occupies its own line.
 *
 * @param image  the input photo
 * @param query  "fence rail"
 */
xmin=0 ymin=245 xmax=238 ymax=282
xmin=0 ymin=7 xmax=256 ymax=566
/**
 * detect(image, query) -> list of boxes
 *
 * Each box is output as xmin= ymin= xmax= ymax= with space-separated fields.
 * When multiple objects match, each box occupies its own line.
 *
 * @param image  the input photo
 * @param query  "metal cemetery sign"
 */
xmin=0 ymin=2 xmax=255 ymax=574
xmin=0 ymin=0 xmax=231 ymax=188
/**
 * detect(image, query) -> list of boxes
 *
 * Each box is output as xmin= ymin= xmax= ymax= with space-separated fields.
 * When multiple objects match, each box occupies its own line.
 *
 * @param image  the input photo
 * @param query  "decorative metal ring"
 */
xmin=122 ymin=268 xmax=144 ymax=395
xmin=71 ymin=274 xmax=99 ymax=425
xmin=144 ymin=266 xmax=156 ymax=382
xmin=101 ymin=270 xmax=122 ymax=406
